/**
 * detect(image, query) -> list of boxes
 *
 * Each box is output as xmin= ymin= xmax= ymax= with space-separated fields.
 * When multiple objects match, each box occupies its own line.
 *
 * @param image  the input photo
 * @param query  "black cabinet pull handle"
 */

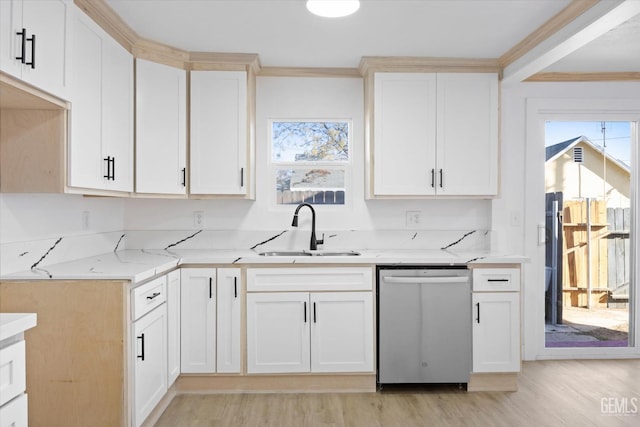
xmin=313 ymin=302 xmax=317 ymax=323
xmin=209 ymin=277 xmax=213 ymax=299
xmin=303 ymin=301 xmax=307 ymax=323
xmin=26 ymin=33 xmax=35 ymax=69
xmin=240 ymin=167 xmax=244 ymax=187
xmin=16 ymin=29 xmax=26 ymax=63
xmin=439 ymin=169 xmax=443 ymax=188
xmin=431 ymin=169 xmax=435 ymax=188
xmin=137 ymin=333 xmax=145 ymax=361
xmin=181 ymin=167 xmax=186 ymax=187
xmin=487 ymin=279 xmax=509 ymax=282
xmin=103 ymin=157 xmax=115 ymax=180
xmin=104 ymin=156 xmax=111 ymax=179
xmin=146 ymin=292 xmax=161 ymax=300
xmin=476 ymin=302 xmax=480 ymax=323
xmin=234 ymin=277 xmax=237 ymax=298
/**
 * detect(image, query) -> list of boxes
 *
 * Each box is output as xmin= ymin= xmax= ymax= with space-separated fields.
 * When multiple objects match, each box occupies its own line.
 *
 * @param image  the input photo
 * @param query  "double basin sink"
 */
xmin=259 ymin=250 xmax=361 ymax=257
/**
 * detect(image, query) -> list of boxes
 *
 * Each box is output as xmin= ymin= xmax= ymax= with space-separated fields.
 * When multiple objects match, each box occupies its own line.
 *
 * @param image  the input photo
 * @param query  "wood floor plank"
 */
xmin=155 ymin=360 xmax=640 ymax=426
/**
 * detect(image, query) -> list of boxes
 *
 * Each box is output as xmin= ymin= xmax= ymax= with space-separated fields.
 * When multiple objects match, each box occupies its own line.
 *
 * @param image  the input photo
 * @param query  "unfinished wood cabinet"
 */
xmin=0 ymin=280 xmax=130 ymax=427
xmin=0 ymin=73 xmax=68 ymax=193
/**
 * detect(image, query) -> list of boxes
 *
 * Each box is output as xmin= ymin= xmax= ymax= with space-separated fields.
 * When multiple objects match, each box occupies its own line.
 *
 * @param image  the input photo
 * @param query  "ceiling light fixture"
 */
xmin=306 ymin=0 xmax=360 ymax=18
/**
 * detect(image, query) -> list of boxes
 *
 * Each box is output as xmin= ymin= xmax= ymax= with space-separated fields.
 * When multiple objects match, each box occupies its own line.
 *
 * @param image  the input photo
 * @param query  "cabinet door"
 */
xmin=21 ymin=0 xmax=70 ymax=99
xmin=134 ymin=304 xmax=167 ymax=427
xmin=246 ymin=292 xmax=310 ymax=373
xmin=180 ymin=268 xmax=216 ymax=373
xmin=68 ymin=8 xmax=103 ymax=189
xmin=216 ymin=268 xmax=241 ymax=373
xmin=0 ymin=0 xmax=23 ymax=80
xmin=373 ymin=72 xmax=437 ymax=196
xmin=136 ymin=59 xmax=187 ymax=195
xmin=436 ymin=73 xmax=498 ymax=195
xmin=190 ymin=70 xmax=247 ymax=195
xmin=310 ymin=292 xmax=374 ymax=373
xmin=101 ymin=35 xmax=133 ymax=192
xmin=472 ymin=292 xmax=520 ymax=372
xmin=166 ymin=269 xmax=181 ymax=385
xmin=0 ymin=393 xmax=28 ymax=427
xmin=1 ymin=0 xmax=69 ymax=99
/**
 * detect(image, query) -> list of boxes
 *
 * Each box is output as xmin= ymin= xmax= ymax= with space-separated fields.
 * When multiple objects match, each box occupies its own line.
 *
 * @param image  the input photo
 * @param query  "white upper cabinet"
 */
xmin=68 ymin=7 xmax=133 ymax=193
xmin=436 ymin=73 xmax=498 ymax=196
xmin=0 ymin=0 xmax=71 ymax=99
xmin=370 ymin=72 xmax=498 ymax=197
xmin=373 ymin=73 xmax=437 ymax=195
xmin=190 ymin=70 xmax=248 ymax=196
xmin=136 ymin=59 xmax=187 ymax=195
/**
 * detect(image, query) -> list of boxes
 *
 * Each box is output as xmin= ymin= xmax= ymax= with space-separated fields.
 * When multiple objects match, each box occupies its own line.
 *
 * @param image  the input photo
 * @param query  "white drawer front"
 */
xmin=247 ymin=267 xmax=373 ymax=292
xmin=133 ymin=276 xmax=167 ymax=321
xmin=472 ymin=268 xmax=520 ymax=292
xmin=0 ymin=392 xmax=28 ymax=427
xmin=0 ymin=340 xmax=26 ymax=406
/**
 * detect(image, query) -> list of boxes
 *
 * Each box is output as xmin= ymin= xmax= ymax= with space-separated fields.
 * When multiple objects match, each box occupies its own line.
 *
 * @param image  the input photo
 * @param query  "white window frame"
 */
xmin=267 ymin=118 xmax=353 ymax=209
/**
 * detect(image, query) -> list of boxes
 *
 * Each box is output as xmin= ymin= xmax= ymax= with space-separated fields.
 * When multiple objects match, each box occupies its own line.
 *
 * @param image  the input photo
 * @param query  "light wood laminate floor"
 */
xmin=156 ymin=359 xmax=640 ymax=427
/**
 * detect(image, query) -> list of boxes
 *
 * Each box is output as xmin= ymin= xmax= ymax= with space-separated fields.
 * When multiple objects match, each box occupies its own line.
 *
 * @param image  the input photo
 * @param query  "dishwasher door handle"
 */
xmin=384 ymin=276 xmax=469 ymax=284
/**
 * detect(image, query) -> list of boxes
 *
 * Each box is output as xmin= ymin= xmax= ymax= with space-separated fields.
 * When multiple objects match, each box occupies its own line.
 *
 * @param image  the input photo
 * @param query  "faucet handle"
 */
xmin=316 ymin=233 xmax=325 ymax=246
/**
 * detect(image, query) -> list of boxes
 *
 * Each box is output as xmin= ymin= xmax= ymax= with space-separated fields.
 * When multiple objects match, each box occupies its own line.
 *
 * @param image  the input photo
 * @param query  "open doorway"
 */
xmin=544 ymin=121 xmax=632 ymax=348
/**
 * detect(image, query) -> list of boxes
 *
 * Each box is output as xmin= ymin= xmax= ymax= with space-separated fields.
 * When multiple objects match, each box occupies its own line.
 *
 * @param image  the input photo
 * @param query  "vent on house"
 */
xmin=573 ymin=147 xmax=584 ymax=163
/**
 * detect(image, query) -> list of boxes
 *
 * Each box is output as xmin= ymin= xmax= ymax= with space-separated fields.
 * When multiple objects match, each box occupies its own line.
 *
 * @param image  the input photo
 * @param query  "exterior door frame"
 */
xmin=524 ymin=97 xmax=640 ymax=360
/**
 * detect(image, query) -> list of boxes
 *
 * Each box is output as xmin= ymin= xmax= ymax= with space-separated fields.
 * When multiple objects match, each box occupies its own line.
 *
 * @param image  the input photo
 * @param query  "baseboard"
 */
xmin=176 ymin=374 xmax=377 ymax=393
xmin=140 ymin=382 xmax=178 ymax=427
xmin=467 ymin=372 xmax=519 ymax=391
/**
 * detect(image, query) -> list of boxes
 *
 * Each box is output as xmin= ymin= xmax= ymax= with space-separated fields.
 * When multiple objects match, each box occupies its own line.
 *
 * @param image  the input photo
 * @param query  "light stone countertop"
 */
xmin=0 ymin=248 xmax=527 ymax=284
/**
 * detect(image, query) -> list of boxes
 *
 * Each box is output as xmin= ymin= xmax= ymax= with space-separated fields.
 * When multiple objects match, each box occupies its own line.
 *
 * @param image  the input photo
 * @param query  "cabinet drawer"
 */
xmin=247 ymin=267 xmax=373 ymax=292
xmin=133 ymin=276 xmax=167 ymax=321
xmin=0 ymin=340 xmax=26 ymax=406
xmin=472 ymin=268 xmax=520 ymax=292
xmin=0 ymin=392 xmax=28 ymax=427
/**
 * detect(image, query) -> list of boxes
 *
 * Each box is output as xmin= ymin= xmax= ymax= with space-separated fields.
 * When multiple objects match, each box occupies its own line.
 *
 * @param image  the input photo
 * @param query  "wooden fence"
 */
xmin=561 ymin=199 xmax=630 ymax=308
xmin=277 ymin=190 xmax=345 ymax=205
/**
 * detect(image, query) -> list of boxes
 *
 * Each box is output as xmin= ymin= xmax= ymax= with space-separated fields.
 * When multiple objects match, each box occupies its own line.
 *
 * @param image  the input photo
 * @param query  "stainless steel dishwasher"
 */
xmin=378 ymin=266 xmax=471 ymax=386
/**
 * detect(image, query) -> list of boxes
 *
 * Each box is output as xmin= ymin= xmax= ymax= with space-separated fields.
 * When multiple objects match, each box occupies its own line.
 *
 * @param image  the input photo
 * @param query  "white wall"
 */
xmin=0 ymin=194 xmax=124 ymax=243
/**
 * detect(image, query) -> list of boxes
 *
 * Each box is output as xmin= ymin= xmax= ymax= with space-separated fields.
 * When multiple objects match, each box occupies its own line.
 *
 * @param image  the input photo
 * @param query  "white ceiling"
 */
xmin=105 ymin=0 xmax=640 ymax=78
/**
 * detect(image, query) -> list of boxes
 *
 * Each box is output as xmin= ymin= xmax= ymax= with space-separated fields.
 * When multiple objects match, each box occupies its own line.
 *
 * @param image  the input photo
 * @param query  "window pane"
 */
xmin=271 ymin=121 xmax=349 ymax=162
xmin=276 ymin=168 xmax=346 ymax=205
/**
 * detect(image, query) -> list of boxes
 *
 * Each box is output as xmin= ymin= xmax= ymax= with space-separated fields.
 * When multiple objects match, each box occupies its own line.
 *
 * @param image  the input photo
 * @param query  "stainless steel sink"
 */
xmin=259 ymin=251 xmax=312 ymax=257
xmin=258 ymin=251 xmax=360 ymax=257
xmin=313 ymin=251 xmax=361 ymax=256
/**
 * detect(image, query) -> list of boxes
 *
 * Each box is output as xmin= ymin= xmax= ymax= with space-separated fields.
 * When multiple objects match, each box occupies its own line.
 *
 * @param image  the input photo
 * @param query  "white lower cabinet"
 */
xmin=133 ymin=304 xmax=167 ymax=427
xmin=216 ymin=268 xmax=242 ymax=373
xmin=132 ymin=275 xmax=168 ymax=427
xmin=0 ymin=393 xmax=28 ymax=427
xmin=166 ymin=269 xmax=181 ymax=385
xmin=0 ymin=339 xmax=28 ymax=427
xmin=246 ymin=267 xmax=374 ymax=374
xmin=180 ymin=268 xmax=241 ymax=374
xmin=471 ymin=268 xmax=521 ymax=373
xmin=247 ymin=292 xmax=310 ymax=373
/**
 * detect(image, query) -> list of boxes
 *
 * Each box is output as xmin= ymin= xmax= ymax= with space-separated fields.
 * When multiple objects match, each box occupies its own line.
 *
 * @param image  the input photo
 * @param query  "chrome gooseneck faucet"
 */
xmin=291 ymin=203 xmax=324 ymax=250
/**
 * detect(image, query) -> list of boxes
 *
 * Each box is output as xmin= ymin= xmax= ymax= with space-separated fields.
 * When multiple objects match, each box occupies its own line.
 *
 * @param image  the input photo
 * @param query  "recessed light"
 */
xmin=306 ymin=0 xmax=360 ymax=18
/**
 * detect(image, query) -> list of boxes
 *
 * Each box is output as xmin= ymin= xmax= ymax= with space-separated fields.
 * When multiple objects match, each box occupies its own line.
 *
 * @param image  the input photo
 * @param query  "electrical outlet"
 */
xmin=193 ymin=211 xmax=204 ymax=228
xmin=82 ymin=211 xmax=90 ymax=231
xmin=406 ymin=210 xmax=422 ymax=228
